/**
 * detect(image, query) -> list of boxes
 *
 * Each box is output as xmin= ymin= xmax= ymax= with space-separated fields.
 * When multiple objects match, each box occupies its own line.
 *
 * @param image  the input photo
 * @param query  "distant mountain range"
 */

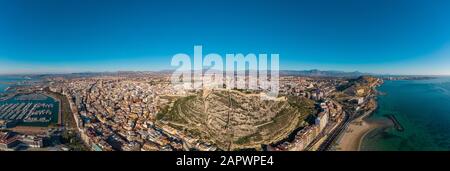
xmin=2 ymin=69 xmax=373 ymax=78
xmin=278 ymin=69 xmax=370 ymax=77
xmin=157 ymin=69 xmax=371 ymax=77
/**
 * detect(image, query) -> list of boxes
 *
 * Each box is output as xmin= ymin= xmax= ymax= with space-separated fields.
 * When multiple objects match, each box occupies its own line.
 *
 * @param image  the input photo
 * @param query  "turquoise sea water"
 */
xmin=361 ymin=77 xmax=450 ymax=151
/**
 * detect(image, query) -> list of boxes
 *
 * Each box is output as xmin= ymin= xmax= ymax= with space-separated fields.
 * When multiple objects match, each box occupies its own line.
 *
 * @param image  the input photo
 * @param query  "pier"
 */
xmin=384 ymin=114 xmax=404 ymax=132
xmin=0 ymin=102 xmax=53 ymax=122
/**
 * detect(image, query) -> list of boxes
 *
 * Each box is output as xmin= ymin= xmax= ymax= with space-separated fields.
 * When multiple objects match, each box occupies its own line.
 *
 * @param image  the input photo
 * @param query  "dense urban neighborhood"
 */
xmin=0 ymin=71 xmax=383 ymax=151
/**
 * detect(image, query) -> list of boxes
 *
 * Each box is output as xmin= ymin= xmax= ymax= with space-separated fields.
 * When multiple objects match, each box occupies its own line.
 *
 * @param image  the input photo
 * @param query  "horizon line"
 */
xmin=0 ymin=69 xmax=449 ymax=77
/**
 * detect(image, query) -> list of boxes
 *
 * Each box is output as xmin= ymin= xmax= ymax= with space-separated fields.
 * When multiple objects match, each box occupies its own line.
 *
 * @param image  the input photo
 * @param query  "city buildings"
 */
xmin=1 ymin=73 xmax=380 ymax=151
xmin=0 ymin=131 xmax=43 ymax=150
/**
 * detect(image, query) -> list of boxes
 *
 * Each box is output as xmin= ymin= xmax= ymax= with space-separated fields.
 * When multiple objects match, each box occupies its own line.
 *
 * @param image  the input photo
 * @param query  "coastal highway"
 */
xmin=317 ymin=111 xmax=351 ymax=151
xmin=317 ymin=93 xmax=378 ymax=151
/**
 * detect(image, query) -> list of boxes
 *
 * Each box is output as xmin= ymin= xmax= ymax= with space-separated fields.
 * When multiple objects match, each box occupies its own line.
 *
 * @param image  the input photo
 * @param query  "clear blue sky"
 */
xmin=1 ymin=0 xmax=450 ymax=75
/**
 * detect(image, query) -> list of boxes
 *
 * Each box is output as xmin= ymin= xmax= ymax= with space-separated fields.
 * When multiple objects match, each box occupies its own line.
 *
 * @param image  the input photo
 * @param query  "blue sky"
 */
xmin=1 ymin=0 xmax=450 ymax=75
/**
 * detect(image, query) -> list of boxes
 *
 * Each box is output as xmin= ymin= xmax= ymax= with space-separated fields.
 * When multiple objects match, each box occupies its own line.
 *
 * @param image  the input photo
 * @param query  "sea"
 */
xmin=0 ymin=76 xmax=25 ymax=94
xmin=0 ymin=75 xmax=59 ymax=126
xmin=361 ymin=77 xmax=450 ymax=151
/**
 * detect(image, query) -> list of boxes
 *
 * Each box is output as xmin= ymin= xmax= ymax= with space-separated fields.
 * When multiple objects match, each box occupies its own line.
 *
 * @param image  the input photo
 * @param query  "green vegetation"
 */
xmin=156 ymin=106 xmax=170 ymax=120
xmin=61 ymin=130 xmax=88 ymax=151
xmin=156 ymin=90 xmax=317 ymax=150
xmin=157 ymin=96 xmax=196 ymax=124
xmin=187 ymin=128 xmax=203 ymax=137
xmin=44 ymin=88 xmax=76 ymax=128
xmin=159 ymin=95 xmax=180 ymax=101
xmin=167 ymin=122 xmax=184 ymax=130
xmin=235 ymin=134 xmax=253 ymax=145
xmin=288 ymin=96 xmax=316 ymax=115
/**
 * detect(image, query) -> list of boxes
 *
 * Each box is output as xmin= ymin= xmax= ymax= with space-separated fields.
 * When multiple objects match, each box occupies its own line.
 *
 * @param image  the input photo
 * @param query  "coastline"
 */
xmin=334 ymin=104 xmax=393 ymax=151
xmin=334 ymin=118 xmax=384 ymax=151
xmin=334 ymin=86 xmax=391 ymax=151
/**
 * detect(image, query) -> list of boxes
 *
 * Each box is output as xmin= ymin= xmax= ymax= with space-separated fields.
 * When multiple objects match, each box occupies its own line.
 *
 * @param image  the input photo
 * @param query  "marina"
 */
xmin=0 ymin=103 xmax=54 ymax=122
xmin=0 ymin=93 xmax=59 ymax=127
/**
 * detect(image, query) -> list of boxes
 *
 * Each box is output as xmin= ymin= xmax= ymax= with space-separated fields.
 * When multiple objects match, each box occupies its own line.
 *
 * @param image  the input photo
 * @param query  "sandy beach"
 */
xmin=334 ymin=119 xmax=381 ymax=151
xmin=334 ymin=107 xmax=393 ymax=151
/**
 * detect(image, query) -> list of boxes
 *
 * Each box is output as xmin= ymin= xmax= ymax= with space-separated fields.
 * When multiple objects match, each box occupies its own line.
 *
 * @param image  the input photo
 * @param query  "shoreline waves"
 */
xmin=334 ymin=109 xmax=392 ymax=151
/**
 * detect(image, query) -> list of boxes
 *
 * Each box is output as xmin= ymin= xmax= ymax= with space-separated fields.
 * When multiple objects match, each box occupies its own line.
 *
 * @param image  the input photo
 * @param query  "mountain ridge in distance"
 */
xmin=1 ymin=69 xmax=373 ymax=78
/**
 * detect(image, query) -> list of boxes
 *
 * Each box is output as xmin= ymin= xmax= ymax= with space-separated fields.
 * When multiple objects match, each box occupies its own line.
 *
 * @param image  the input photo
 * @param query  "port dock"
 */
xmin=384 ymin=114 xmax=404 ymax=132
